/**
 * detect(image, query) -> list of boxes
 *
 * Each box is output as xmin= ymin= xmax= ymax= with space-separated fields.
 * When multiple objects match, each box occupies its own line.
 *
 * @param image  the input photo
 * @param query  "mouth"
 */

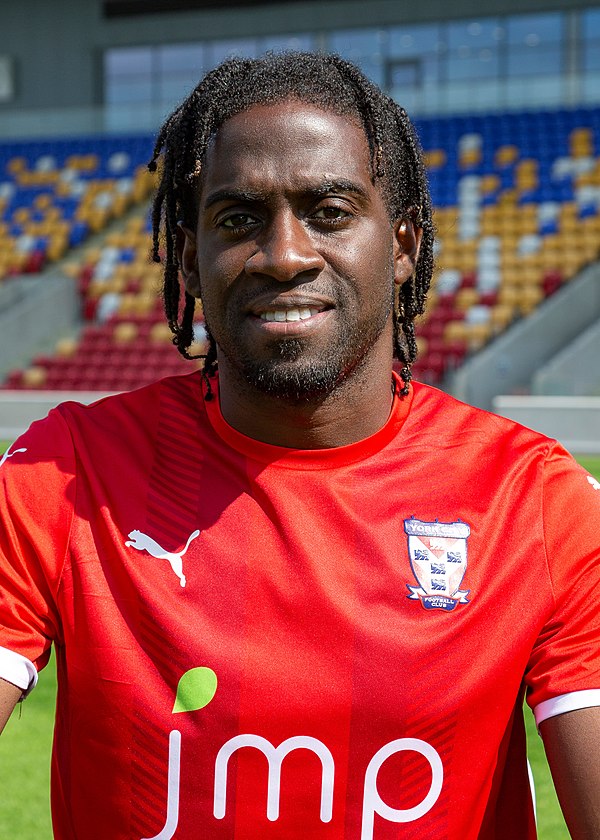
xmin=247 ymin=296 xmax=333 ymax=333
xmin=259 ymin=306 xmax=322 ymax=323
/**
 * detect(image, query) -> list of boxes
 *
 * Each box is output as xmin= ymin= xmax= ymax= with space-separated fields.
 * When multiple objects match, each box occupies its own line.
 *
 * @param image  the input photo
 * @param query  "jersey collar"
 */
xmin=201 ymin=372 xmax=412 ymax=470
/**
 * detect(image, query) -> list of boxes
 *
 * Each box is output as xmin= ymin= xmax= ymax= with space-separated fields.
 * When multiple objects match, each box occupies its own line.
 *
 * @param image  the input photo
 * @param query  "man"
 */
xmin=1 ymin=52 xmax=599 ymax=839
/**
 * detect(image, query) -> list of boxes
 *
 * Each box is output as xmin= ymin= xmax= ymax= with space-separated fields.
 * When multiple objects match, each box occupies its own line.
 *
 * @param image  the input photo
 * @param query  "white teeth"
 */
xmin=260 ymin=307 xmax=321 ymax=322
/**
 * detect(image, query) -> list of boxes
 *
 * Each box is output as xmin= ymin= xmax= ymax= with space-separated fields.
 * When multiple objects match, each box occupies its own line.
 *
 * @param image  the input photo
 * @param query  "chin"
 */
xmin=240 ymin=357 xmax=346 ymax=403
xmin=223 ymin=323 xmax=387 ymax=402
xmin=238 ymin=343 xmax=378 ymax=403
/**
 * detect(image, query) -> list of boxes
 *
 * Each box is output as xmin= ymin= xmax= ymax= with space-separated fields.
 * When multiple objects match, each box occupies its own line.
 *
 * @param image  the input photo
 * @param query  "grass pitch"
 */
xmin=0 ymin=443 xmax=598 ymax=837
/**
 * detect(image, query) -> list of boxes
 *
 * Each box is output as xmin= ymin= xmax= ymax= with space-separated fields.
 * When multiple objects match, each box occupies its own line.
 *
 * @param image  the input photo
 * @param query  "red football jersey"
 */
xmin=1 ymin=372 xmax=600 ymax=840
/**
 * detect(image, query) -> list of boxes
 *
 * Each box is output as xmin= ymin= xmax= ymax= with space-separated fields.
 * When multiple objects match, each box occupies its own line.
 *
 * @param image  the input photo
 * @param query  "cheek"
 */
xmin=345 ymin=234 xmax=395 ymax=290
xmin=196 ymin=230 xmax=248 ymax=275
xmin=329 ymin=228 xmax=391 ymax=274
xmin=200 ymin=249 xmax=235 ymax=282
xmin=196 ymin=250 xmax=242 ymax=306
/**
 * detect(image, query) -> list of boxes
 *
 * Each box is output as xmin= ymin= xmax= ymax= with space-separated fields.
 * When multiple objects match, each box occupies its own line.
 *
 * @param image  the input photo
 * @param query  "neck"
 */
xmin=214 ymin=352 xmax=396 ymax=450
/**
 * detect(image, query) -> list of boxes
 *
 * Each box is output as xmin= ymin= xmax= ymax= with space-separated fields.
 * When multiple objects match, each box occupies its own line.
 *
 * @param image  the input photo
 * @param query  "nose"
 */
xmin=244 ymin=211 xmax=325 ymax=283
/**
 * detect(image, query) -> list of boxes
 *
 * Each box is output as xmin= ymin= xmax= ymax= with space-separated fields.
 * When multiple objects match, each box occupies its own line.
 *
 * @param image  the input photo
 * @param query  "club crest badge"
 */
xmin=404 ymin=518 xmax=471 ymax=611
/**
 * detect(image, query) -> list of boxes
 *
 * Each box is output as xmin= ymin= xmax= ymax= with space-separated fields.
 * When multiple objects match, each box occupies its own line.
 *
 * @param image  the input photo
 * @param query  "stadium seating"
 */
xmin=0 ymin=136 xmax=155 ymax=281
xmin=411 ymin=106 xmax=600 ymax=384
xmin=2 ymin=105 xmax=600 ymax=391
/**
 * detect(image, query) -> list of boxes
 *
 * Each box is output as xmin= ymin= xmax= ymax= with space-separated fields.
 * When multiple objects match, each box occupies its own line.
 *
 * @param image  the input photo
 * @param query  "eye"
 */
xmin=220 ymin=212 xmax=258 ymax=230
xmin=312 ymin=204 xmax=352 ymax=224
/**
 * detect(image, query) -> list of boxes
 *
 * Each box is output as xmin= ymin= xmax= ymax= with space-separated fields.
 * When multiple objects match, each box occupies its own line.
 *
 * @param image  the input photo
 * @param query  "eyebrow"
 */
xmin=310 ymin=180 xmax=369 ymax=200
xmin=203 ymin=188 xmax=268 ymax=209
xmin=202 ymin=180 xmax=369 ymax=209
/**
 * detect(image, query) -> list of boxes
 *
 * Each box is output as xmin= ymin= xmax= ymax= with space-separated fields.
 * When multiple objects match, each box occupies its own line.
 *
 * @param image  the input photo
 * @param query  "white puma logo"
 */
xmin=588 ymin=475 xmax=600 ymax=491
xmin=125 ymin=529 xmax=200 ymax=588
xmin=0 ymin=445 xmax=27 ymax=469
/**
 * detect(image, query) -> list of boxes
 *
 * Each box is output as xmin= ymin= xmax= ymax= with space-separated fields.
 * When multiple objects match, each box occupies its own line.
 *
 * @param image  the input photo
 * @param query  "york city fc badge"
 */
xmin=404 ymin=518 xmax=471 ymax=611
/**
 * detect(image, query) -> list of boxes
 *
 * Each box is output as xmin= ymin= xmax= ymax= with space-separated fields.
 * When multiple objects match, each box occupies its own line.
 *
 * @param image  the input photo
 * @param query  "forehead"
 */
xmin=199 ymin=100 xmax=375 ymax=199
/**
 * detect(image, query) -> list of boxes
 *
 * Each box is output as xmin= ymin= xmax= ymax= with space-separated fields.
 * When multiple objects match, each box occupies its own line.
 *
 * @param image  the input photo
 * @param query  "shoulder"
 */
xmin=2 ymin=372 xmax=204 ymax=483
xmin=55 ymin=371 xmax=202 ymax=429
xmin=49 ymin=371 xmax=205 ymax=454
xmin=408 ymin=380 xmax=552 ymax=451
xmin=408 ymin=381 xmax=598 ymax=512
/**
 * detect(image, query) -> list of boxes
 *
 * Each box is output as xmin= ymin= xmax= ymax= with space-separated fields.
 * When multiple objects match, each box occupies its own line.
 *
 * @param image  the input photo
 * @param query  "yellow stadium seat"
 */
xmin=455 ymin=288 xmax=480 ymax=311
xmin=480 ymin=218 xmax=498 ymax=236
xmin=516 ymin=159 xmax=538 ymax=174
xmin=459 ymin=148 xmax=482 ymax=168
xmin=425 ymin=289 xmax=439 ymax=311
xmin=416 ymin=336 xmax=429 ymax=357
xmin=498 ymin=285 xmax=520 ymax=307
xmin=466 ymin=322 xmax=492 ymax=350
xmin=494 ymin=145 xmax=519 ymax=167
xmin=22 ymin=366 xmax=48 ymax=389
xmin=13 ymin=207 xmax=30 ymax=224
xmin=33 ymin=194 xmax=53 ymax=210
xmin=424 ymin=149 xmax=447 ymax=168
xmin=8 ymin=252 xmax=28 ymax=272
xmin=443 ymin=320 xmax=469 ymax=344
xmin=490 ymin=304 xmax=515 ymax=331
xmin=569 ymin=128 xmax=593 ymax=158
xmin=131 ymin=293 xmax=158 ymax=317
xmin=454 ymin=251 xmax=478 ymax=272
xmin=55 ymin=337 xmax=78 ymax=357
xmin=150 ymin=322 xmax=173 ymax=344
xmin=113 ymin=322 xmax=139 ymax=344
xmin=517 ymin=284 xmax=543 ymax=315
xmin=7 ymin=157 xmax=26 ymax=174
xmin=126 ymin=216 xmax=146 ymax=234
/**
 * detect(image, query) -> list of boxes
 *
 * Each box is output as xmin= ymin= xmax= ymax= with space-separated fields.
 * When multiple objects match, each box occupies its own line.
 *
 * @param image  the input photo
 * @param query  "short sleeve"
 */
xmin=526 ymin=442 xmax=600 ymax=724
xmin=0 ymin=409 xmax=75 ymax=692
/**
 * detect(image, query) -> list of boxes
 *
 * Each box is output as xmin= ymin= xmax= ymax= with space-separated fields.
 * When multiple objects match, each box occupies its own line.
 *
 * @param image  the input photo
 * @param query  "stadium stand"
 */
xmin=0 ymin=136 xmax=154 ymax=278
xmin=1 ymin=106 xmax=599 ymax=392
xmin=413 ymin=106 xmax=600 ymax=385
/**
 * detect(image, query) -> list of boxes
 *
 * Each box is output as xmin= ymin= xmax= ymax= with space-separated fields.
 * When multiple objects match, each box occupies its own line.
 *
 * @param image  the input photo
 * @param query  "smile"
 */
xmin=260 ymin=307 xmax=321 ymax=323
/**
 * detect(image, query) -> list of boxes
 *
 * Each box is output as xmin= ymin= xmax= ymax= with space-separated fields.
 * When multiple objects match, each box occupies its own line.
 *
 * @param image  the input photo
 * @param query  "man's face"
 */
xmin=181 ymin=99 xmax=411 ymax=401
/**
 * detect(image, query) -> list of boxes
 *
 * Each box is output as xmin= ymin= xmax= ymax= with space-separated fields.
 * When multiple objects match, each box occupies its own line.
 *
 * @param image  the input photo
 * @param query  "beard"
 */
xmin=240 ymin=336 xmax=350 ymax=402
xmin=222 ymin=299 xmax=392 ymax=403
xmin=201 ymin=271 xmax=395 ymax=403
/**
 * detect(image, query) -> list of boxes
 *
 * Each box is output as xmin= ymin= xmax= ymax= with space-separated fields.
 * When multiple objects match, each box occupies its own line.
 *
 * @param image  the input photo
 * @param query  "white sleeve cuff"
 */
xmin=0 ymin=646 xmax=38 ymax=699
xmin=534 ymin=689 xmax=600 ymax=726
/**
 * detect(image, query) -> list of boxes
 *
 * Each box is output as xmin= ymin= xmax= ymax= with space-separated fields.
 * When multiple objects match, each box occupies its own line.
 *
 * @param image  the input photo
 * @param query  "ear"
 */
xmin=393 ymin=218 xmax=423 ymax=286
xmin=177 ymin=222 xmax=201 ymax=298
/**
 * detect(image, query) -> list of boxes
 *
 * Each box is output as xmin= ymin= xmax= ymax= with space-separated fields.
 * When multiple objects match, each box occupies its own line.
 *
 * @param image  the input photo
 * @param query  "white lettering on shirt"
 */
xmin=361 ymin=738 xmax=444 ymax=839
xmin=143 ymin=730 xmax=443 ymax=838
xmin=142 ymin=730 xmax=181 ymax=840
xmin=214 ymin=734 xmax=335 ymax=822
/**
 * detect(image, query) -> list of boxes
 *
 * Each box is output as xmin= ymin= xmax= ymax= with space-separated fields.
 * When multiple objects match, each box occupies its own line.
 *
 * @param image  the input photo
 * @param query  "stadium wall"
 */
xmin=493 ymin=395 xmax=600 ymax=453
xmin=1 ymin=0 xmax=594 ymax=114
xmin=0 ymin=273 xmax=78 ymax=381
xmin=447 ymin=264 xmax=600 ymax=411
xmin=533 ymin=319 xmax=600 ymax=396
xmin=0 ymin=391 xmax=113 ymax=442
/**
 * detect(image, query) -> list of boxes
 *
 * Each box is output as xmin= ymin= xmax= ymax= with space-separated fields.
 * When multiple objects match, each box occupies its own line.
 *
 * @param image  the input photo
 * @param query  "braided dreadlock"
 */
xmin=149 ymin=51 xmax=434 ymax=397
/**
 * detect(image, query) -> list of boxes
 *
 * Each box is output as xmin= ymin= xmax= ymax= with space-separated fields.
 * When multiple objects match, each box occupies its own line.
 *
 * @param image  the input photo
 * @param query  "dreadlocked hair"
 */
xmin=149 ymin=51 xmax=434 ymax=397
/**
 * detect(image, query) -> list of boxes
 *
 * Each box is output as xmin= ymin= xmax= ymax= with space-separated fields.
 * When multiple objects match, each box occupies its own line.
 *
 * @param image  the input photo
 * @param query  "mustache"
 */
xmin=199 ymin=278 xmax=347 ymax=310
